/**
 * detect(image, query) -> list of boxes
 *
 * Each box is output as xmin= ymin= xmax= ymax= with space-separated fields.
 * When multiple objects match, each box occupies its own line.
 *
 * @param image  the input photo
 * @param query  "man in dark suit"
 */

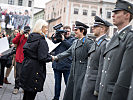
xmin=80 ymin=16 xmax=112 ymax=100
xmin=98 ymin=0 xmax=133 ymax=100
xmin=51 ymin=26 xmax=75 ymax=100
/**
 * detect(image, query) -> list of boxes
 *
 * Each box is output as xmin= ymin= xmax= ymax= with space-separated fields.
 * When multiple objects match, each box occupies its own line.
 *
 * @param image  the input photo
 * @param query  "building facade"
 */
xmin=45 ymin=0 xmax=133 ymax=37
xmin=0 ymin=0 xmax=33 ymax=7
xmin=33 ymin=9 xmax=45 ymax=25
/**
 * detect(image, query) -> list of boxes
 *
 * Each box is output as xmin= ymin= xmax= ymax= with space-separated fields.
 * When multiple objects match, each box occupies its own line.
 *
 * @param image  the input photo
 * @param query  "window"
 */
xmin=83 ymin=9 xmax=88 ymax=15
xmin=74 ymin=8 xmax=79 ymax=14
xmin=60 ymin=9 xmax=62 ymax=14
xmin=28 ymin=1 xmax=32 ymax=7
xmin=8 ymin=0 xmax=14 ymax=5
xmin=107 ymin=11 xmax=111 ymax=19
xmin=91 ymin=10 xmax=96 ymax=16
xmin=90 ymin=27 xmax=93 ymax=33
xmin=64 ymin=7 xmax=66 ymax=13
xmin=18 ymin=0 xmax=23 ymax=6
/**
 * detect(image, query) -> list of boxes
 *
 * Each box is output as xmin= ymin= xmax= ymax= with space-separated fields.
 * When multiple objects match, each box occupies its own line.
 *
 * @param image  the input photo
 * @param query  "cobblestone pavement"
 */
xmin=0 ymin=62 xmax=66 ymax=100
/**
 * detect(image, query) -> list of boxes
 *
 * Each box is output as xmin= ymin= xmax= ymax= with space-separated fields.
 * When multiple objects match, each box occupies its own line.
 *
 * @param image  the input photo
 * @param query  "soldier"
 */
xmin=98 ymin=0 xmax=133 ymax=100
xmin=52 ymin=21 xmax=93 ymax=100
xmin=80 ymin=16 xmax=112 ymax=100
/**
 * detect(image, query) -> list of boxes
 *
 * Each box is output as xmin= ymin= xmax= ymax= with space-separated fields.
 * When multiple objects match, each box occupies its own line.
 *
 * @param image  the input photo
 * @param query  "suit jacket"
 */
xmin=98 ymin=25 xmax=133 ymax=100
xmin=57 ymin=36 xmax=93 ymax=100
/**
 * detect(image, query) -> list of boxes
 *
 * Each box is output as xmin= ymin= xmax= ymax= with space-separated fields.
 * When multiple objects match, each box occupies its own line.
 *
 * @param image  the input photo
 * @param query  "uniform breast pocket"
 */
xmin=107 ymin=83 xmax=115 ymax=93
xmin=89 ymin=70 xmax=98 ymax=81
xmin=89 ymin=75 xmax=97 ymax=81
xmin=80 ymin=61 xmax=87 ymax=71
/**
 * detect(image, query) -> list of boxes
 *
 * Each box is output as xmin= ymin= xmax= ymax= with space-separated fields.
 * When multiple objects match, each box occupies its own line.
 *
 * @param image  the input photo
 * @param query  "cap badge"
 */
xmin=128 ymin=6 xmax=131 ymax=9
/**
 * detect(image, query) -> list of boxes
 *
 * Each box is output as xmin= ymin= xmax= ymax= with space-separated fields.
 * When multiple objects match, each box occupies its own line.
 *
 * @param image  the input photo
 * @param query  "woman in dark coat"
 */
xmin=53 ymin=21 xmax=93 ymax=100
xmin=20 ymin=19 xmax=52 ymax=100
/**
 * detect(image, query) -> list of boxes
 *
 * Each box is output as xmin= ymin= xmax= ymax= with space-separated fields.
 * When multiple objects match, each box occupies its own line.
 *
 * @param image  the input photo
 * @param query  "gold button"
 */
xmin=36 ymin=73 xmax=38 ymax=75
xmin=35 ymin=88 xmax=36 ymax=90
xmin=80 ymin=61 xmax=81 ymax=63
xmin=104 ymin=57 xmax=105 ymax=60
xmin=36 ymin=80 xmax=37 ymax=82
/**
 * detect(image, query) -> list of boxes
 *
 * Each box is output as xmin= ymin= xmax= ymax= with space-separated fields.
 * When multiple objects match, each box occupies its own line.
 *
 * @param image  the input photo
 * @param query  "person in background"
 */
xmin=51 ymin=26 xmax=75 ymax=100
xmin=3 ymin=29 xmax=18 ymax=84
xmin=20 ymin=19 xmax=52 ymax=100
xmin=98 ymin=0 xmax=133 ymax=100
xmin=12 ymin=26 xmax=31 ymax=94
xmin=80 ymin=16 xmax=112 ymax=100
xmin=52 ymin=21 xmax=93 ymax=100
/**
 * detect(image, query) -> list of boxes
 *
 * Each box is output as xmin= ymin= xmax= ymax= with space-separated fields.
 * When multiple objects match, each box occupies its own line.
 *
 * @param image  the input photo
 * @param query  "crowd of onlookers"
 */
xmin=0 ymin=7 xmax=30 ymax=31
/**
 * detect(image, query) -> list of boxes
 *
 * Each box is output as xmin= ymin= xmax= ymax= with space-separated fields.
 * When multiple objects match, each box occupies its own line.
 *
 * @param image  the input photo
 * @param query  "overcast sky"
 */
xmin=34 ymin=0 xmax=51 ymax=8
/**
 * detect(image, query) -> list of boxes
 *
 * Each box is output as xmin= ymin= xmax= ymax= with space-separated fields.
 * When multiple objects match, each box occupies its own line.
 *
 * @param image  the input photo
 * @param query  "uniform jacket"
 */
xmin=98 ymin=25 xmax=133 ymax=100
xmin=20 ymin=33 xmax=51 ymax=92
xmin=57 ymin=36 xmax=93 ymax=100
xmin=52 ymin=36 xmax=75 ymax=70
xmin=80 ymin=35 xmax=108 ymax=100
xmin=12 ymin=33 xmax=27 ymax=63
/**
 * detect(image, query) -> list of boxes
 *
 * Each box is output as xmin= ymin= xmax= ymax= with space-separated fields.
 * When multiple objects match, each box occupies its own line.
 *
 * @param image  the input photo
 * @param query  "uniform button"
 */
xmin=35 ymin=80 xmax=37 ymax=82
xmin=102 ymin=85 xmax=104 ymax=87
xmin=104 ymin=57 xmax=105 ymax=60
xmin=105 ymin=71 xmax=107 ymax=73
xmin=35 ymin=88 xmax=36 ymax=90
xmin=100 ymin=83 xmax=101 ymax=85
xmin=102 ymin=70 xmax=104 ymax=73
xmin=80 ymin=61 xmax=81 ymax=63
xmin=88 ymin=66 xmax=90 ymax=68
xmin=108 ymin=58 xmax=110 ymax=61
xmin=130 ymin=86 xmax=132 ymax=89
xmin=36 ymin=73 xmax=38 ymax=75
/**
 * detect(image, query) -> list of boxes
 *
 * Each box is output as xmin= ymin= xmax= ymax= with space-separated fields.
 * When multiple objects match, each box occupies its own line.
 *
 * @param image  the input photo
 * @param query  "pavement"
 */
xmin=0 ymin=62 xmax=66 ymax=100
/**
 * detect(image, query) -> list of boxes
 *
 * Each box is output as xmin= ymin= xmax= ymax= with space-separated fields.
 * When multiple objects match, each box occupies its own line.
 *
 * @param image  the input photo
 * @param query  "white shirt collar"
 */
xmin=96 ymin=34 xmax=106 ymax=41
xmin=117 ymin=24 xmax=130 ymax=34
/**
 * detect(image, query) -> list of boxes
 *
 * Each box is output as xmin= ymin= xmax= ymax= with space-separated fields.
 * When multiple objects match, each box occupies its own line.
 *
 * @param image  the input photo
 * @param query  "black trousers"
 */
xmin=14 ymin=62 xmax=22 ymax=89
xmin=23 ymin=90 xmax=37 ymax=100
xmin=0 ymin=60 xmax=7 ymax=85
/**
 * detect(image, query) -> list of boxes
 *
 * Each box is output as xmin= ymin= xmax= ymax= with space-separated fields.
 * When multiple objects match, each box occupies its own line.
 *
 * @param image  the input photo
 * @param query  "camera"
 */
xmin=23 ymin=26 xmax=31 ymax=34
xmin=23 ymin=30 xmax=29 ymax=34
xmin=52 ymin=23 xmax=68 ymax=42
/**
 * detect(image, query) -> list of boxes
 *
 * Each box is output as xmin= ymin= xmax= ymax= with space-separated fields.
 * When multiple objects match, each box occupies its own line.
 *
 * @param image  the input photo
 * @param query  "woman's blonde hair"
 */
xmin=32 ymin=19 xmax=48 ymax=35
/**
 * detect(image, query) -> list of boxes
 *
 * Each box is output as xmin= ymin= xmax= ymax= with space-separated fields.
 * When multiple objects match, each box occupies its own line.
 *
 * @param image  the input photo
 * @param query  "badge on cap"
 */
xmin=128 ymin=6 xmax=131 ymax=9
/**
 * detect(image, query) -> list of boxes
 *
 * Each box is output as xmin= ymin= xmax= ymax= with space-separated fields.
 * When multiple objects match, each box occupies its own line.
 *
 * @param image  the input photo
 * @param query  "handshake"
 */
xmin=51 ymin=55 xmax=58 ymax=62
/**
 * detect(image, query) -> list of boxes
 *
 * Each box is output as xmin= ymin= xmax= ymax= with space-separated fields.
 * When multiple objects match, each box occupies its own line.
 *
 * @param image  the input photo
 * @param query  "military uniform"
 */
xmin=56 ymin=21 xmax=93 ymax=100
xmin=98 ymin=1 xmax=133 ymax=100
xmin=80 ymin=16 xmax=112 ymax=100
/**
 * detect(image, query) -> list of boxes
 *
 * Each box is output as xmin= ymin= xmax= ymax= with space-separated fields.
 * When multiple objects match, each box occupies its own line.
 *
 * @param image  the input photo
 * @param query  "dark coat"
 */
xmin=52 ymin=36 xmax=75 ymax=70
xmin=57 ymin=36 xmax=93 ymax=100
xmin=5 ymin=13 xmax=10 ymax=24
xmin=98 ymin=25 xmax=133 ymax=100
xmin=20 ymin=33 xmax=51 ymax=92
xmin=80 ymin=35 xmax=108 ymax=100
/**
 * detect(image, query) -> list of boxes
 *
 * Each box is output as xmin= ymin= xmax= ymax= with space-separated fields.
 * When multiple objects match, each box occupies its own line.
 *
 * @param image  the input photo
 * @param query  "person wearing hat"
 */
xmin=98 ymin=0 xmax=133 ymax=100
xmin=80 ymin=16 xmax=112 ymax=100
xmin=52 ymin=21 xmax=93 ymax=100
xmin=12 ymin=26 xmax=31 ymax=94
